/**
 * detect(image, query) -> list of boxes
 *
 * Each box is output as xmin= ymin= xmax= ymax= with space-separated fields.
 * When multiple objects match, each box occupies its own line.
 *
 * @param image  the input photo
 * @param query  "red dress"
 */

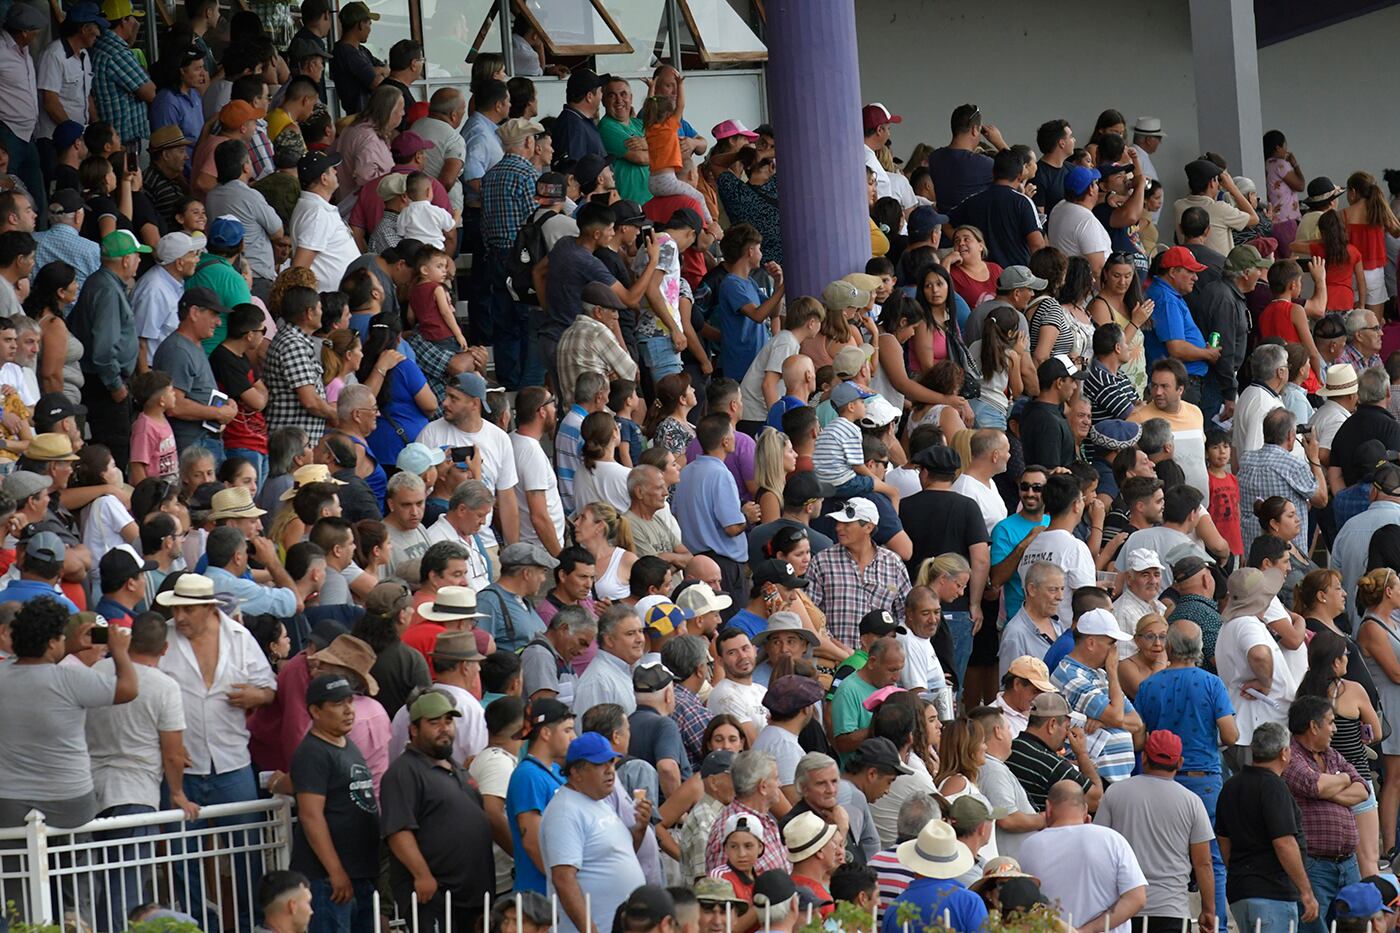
xmin=1258 ymin=299 xmax=1321 ymax=392
xmin=1310 ymin=242 xmax=1361 ymax=311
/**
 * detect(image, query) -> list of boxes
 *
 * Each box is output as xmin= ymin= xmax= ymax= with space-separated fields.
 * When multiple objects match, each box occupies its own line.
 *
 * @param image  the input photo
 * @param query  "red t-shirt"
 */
xmin=1310 ymin=242 xmax=1362 ymax=311
xmin=1258 ymin=299 xmax=1320 ymax=393
xmin=950 ymin=262 xmax=1002 ymax=309
xmin=1208 ymin=470 xmax=1244 ymax=557
xmin=409 ymin=281 xmax=453 ymax=342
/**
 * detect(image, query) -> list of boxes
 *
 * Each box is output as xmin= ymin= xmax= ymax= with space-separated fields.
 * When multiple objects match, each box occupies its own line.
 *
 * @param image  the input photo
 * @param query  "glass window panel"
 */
xmin=346 ymin=0 xmax=413 ymax=65
xmin=421 ymin=0 xmax=499 ymax=79
xmin=677 ymin=0 xmax=765 ymax=63
xmin=515 ymin=0 xmax=631 ymax=56
xmin=593 ymin=0 xmax=670 ymax=75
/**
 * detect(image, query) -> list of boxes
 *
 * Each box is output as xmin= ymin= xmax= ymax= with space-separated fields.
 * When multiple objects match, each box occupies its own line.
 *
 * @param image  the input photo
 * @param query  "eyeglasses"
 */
xmin=1019 ymin=482 xmax=1044 ymax=492
xmin=1137 ymin=633 xmax=1167 ymax=643
xmin=353 ymin=406 xmax=379 ymax=415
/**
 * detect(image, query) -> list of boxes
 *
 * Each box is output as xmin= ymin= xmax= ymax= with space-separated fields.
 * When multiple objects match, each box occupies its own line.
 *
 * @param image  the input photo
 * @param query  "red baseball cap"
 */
xmin=1158 ymin=245 xmax=1207 ymax=273
xmin=862 ymin=103 xmax=902 ymax=133
xmin=1143 ymin=729 xmax=1183 ymax=768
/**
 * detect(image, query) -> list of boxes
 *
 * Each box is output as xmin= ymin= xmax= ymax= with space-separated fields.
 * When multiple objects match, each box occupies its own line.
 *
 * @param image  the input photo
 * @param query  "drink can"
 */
xmin=1207 ymin=331 xmax=1221 ymax=348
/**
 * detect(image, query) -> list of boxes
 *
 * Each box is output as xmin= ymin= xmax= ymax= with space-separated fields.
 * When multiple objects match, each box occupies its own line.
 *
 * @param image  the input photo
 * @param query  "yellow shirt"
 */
xmin=869 ymin=218 xmax=889 ymax=257
xmin=266 ymin=108 xmax=296 ymax=144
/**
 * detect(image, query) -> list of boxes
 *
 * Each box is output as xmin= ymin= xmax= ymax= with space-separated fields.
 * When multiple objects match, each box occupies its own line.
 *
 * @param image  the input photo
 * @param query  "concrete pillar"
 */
xmin=765 ymin=0 xmax=869 ymax=297
xmin=1188 ymin=0 xmax=1265 ymax=185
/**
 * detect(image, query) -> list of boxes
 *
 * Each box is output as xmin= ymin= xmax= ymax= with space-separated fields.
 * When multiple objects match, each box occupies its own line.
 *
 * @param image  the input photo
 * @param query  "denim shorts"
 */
xmin=639 ymin=334 xmax=683 ymax=378
xmin=1353 ymin=779 xmax=1379 ymax=815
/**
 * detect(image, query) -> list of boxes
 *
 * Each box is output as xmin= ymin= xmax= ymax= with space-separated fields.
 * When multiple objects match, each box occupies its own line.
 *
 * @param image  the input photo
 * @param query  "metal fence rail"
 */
xmin=0 ymin=799 xmax=293 ymax=931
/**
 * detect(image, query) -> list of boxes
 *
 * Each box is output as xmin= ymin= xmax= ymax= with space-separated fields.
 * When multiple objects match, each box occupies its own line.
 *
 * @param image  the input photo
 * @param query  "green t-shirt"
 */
xmin=830 ymin=671 xmax=878 ymax=767
xmin=187 ymin=255 xmax=253 ymax=353
xmin=599 ymin=115 xmax=651 ymax=206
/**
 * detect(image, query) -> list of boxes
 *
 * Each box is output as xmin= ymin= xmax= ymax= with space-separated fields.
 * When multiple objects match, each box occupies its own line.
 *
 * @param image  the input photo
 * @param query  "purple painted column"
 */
xmin=765 ymin=0 xmax=870 ymax=298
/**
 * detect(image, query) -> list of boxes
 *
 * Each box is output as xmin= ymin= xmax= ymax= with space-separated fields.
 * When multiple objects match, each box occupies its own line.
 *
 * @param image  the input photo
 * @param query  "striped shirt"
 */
xmin=1083 ymin=359 xmax=1139 ymax=425
xmin=1006 ymin=731 xmax=1093 ymax=812
xmin=554 ymin=404 xmax=587 ymax=514
xmin=1052 ymin=655 xmax=1137 ymax=782
xmin=813 ymin=417 xmax=864 ymax=486
xmin=870 ymin=847 xmax=918 ymax=911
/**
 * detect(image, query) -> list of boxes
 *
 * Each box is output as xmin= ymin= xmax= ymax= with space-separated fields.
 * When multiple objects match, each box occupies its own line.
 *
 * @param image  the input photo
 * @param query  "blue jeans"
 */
xmin=309 ymin=877 xmax=377 ymax=933
xmin=1302 ymin=855 xmax=1358 ymax=933
xmin=487 ymin=247 xmax=542 ymax=390
xmin=92 ymin=804 xmax=160 ymax=932
xmin=189 ymin=434 xmax=226 ymax=468
xmin=1176 ymin=772 xmax=1226 ymax=923
xmin=0 ymin=120 xmax=44 ymax=216
xmin=943 ymin=610 xmax=974 ymax=689
xmin=1200 ymin=374 xmax=1229 ymax=429
xmin=1230 ymin=899 xmax=1299 ymax=933
xmin=225 ymin=449 xmax=268 ymax=488
xmin=830 ymin=473 xmax=875 ymax=498
xmin=168 ymin=766 xmax=263 ymax=931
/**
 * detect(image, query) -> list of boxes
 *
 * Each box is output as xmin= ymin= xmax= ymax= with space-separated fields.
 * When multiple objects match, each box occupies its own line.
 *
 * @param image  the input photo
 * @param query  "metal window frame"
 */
xmin=510 ymin=0 xmax=633 ymax=57
xmin=674 ymin=0 xmax=767 ymax=63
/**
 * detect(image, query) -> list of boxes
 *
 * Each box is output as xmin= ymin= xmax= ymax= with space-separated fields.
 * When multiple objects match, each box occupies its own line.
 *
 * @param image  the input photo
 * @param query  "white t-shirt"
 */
xmin=869 ymin=758 xmax=936 ymax=848
xmin=1018 ymin=528 xmax=1095 ymax=621
xmin=952 ymin=472 xmax=1008 ymax=535
xmin=898 ymin=630 xmax=947 ymax=697
xmin=409 ymin=116 xmax=469 ymax=215
xmin=573 ymin=460 xmax=631 ymax=516
xmin=81 ymin=494 xmax=135 ymax=563
xmin=423 ymin=517 xmax=492 ymax=591
xmin=510 ymin=432 xmax=565 ymax=551
xmin=740 ymin=329 xmax=801 ymax=422
xmin=389 ymin=680 xmax=486 ymax=765
xmin=705 ymin=678 xmax=768 ymax=730
xmin=290 ymin=191 xmax=361 ymax=292
xmin=753 ymin=725 xmax=804 ymax=785
xmin=86 ymin=661 xmax=185 ymax=811
xmin=1311 ymin=400 xmax=1351 ymax=452
xmin=1215 ymin=613 xmax=1296 ymax=744
xmin=398 ymin=199 xmax=456 ymax=249
xmin=386 ymin=522 xmax=433 ymax=579
xmin=1047 ymin=200 xmax=1112 ymax=262
xmin=0 ymin=362 xmax=37 ymax=406
xmin=1018 ymin=823 xmax=1147 ymax=933
xmin=417 ymin=418 xmax=518 ymax=548
xmin=469 ymin=744 xmax=517 ymax=894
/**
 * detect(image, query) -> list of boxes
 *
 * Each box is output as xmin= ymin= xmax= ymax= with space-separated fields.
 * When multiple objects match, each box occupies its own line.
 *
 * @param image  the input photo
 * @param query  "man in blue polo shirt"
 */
xmin=672 ymin=413 xmax=752 ymax=605
xmin=504 ymin=698 xmax=574 ymax=894
xmin=1144 ymin=246 xmax=1221 ymax=406
xmin=883 ymin=819 xmax=987 ymax=933
xmin=0 ymin=530 xmax=80 ymax=612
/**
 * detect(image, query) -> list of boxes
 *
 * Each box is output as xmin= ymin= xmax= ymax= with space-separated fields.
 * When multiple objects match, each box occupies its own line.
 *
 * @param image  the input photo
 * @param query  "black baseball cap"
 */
xmin=298 ymin=150 xmax=342 ymax=187
xmin=752 ymin=871 xmax=798 ymax=909
xmin=850 ymin=737 xmax=914 ymax=775
xmin=859 ymin=608 xmax=906 ymax=637
xmin=617 ymin=886 xmax=675 ymax=928
xmin=536 ymin=171 xmax=566 ymax=202
xmin=752 ymin=558 xmax=808 ymax=589
xmin=911 ymin=444 xmax=961 ymax=475
xmin=1376 ymin=463 xmax=1400 ymax=497
xmin=661 ymin=207 xmax=704 ymax=234
xmin=99 ymin=547 xmax=156 ymax=593
xmin=515 ymin=697 xmax=573 ymax=740
xmin=565 ymin=68 xmax=609 ymax=101
xmin=180 ymin=287 xmax=230 ymax=316
xmin=782 ymin=472 xmax=821 ymax=508
xmin=633 ymin=663 xmax=674 ymax=693
xmin=611 ymin=199 xmax=646 ymax=227
xmin=306 ymin=674 xmax=355 ymax=706
xmin=34 ymin=392 xmax=84 ymax=424
xmin=700 ymin=750 xmax=736 ymax=777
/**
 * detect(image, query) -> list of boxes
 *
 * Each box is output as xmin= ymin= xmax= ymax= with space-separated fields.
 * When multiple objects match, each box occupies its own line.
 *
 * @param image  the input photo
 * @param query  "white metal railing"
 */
xmin=0 ymin=799 xmax=293 ymax=932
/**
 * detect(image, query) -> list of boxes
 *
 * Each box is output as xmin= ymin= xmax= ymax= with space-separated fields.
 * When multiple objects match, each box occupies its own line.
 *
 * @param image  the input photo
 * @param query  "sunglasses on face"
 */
xmin=1019 ymin=482 xmax=1044 ymax=492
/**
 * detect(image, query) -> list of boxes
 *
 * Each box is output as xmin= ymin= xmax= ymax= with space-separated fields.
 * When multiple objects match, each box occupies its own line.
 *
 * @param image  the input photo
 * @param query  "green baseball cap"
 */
xmin=408 ymin=688 xmax=461 ymax=722
xmin=101 ymin=230 xmax=153 ymax=259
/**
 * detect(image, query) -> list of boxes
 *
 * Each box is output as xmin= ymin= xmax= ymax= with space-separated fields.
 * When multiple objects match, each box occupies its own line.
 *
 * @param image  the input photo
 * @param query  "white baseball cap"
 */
xmin=1076 ymin=608 xmax=1132 ymax=641
xmin=831 ymin=497 xmax=879 ymax=524
xmin=1125 ymin=548 xmax=1164 ymax=572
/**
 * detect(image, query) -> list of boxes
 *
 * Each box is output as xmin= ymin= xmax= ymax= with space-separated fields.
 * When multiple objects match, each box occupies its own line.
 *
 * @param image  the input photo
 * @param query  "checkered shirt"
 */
xmin=806 ymin=544 xmax=911 ymax=650
xmin=1237 ymin=443 xmax=1316 ymax=553
xmin=1051 ymin=654 xmax=1138 ymax=782
xmin=33 ymin=225 xmax=99 ymax=290
xmin=1281 ymin=736 xmax=1361 ymax=857
xmin=93 ymin=30 xmax=150 ymax=143
xmin=557 ymin=315 xmax=636 ymax=407
xmin=674 ymin=682 xmax=710 ymax=772
xmin=263 ymin=325 xmax=328 ymax=442
xmin=481 ymin=153 xmax=539 ymax=249
xmin=703 ymin=800 xmax=791 ymax=875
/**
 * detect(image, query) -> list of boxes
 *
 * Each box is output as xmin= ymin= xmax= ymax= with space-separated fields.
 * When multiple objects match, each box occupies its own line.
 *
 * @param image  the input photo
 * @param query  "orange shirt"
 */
xmin=645 ymin=114 xmax=682 ymax=173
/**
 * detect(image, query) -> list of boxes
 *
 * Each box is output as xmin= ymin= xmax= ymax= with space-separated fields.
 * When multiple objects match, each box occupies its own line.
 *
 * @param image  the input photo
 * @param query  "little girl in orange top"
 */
xmin=407 ymin=247 xmax=469 ymax=352
xmin=641 ymin=75 xmax=711 ymax=221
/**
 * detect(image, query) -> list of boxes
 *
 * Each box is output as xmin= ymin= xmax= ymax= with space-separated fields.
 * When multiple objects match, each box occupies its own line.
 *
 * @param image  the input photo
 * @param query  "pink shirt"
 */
xmin=130 ymin=412 xmax=177 ymax=479
xmin=334 ymin=122 xmax=395 ymax=197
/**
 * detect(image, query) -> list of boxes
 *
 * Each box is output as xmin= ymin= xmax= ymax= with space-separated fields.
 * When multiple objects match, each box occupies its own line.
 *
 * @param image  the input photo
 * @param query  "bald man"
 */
xmin=1019 ymin=781 xmax=1147 ymax=933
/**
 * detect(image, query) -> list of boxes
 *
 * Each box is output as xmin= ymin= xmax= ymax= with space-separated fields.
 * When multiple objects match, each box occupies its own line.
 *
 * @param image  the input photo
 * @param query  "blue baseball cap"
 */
xmin=1064 ymin=166 xmax=1102 ymax=198
xmin=396 ymin=442 xmax=445 ymax=477
xmin=829 ymin=380 xmax=875 ymax=410
xmin=65 ymin=1 xmax=110 ymax=27
xmin=451 ymin=371 xmax=492 ymax=414
xmin=565 ymin=731 xmax=624 ymax=766
xmin=207 ymin=215 xmax=245 ymax=249
xmin=1331 ymin=883 xmax=1394 ymax=920
xmin=907 ymin=205 xmax=949 ymax=237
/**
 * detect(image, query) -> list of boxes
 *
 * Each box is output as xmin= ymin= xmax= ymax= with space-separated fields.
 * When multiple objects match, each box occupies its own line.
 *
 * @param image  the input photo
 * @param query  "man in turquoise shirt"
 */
xmin=990 ymin=465 xmax=1052 ymax=619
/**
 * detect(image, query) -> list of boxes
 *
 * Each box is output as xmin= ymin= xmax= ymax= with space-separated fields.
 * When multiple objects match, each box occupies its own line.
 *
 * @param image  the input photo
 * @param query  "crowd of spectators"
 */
xmin=2 ymin=6 xmax=1400 ymax=933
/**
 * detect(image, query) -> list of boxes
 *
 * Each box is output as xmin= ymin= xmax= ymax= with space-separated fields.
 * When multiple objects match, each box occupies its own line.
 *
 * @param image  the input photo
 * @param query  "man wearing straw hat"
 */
xmin=882 ymin=819 xmax=986 ymax=933
xmin=1018 ymin=780 xmax=1146 ymax=933
xmin=784 ymin=812 xmax=843 ymax=919
xmin=380 ymin=687 xmax=493 ymax=933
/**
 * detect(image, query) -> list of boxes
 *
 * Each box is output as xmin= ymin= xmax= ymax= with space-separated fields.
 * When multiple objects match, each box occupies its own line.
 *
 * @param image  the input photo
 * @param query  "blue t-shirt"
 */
xmin=884 ymin=878 xmax=988 ymax=933
xmin=617 ymin=417 xmax=643 ymax=465
xmin=765 ymin=395 xmax=806 ymax=431
xmin=990 ymin=512 xmax=1052 ymax=619
xmin=1042 ymin=628 xmax=1076 ymax=675
xmin=505 ymin=755 xmax=565 ymax=893
xmin=0 ymin=579 xmax=79 ymax=612
xmin=1144 ymin=278 xmax=1208 ymax=376
xmin=715 ymin=273 xmax=769 ymax=380
xmin=1134 ymin=666 xmax=1235 ymax=773
xmin=367 ymin=360 xmax=432 ymax=468
xmin=727 ymin=608 xmax=768 ymax=640
xmin=672 ymin=455 xmax=747 ymax=561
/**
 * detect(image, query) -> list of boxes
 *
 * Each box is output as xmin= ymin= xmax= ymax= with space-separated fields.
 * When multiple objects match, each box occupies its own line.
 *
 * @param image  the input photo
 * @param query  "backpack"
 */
xmin=505 ymin=208 xmax=553 ymax=304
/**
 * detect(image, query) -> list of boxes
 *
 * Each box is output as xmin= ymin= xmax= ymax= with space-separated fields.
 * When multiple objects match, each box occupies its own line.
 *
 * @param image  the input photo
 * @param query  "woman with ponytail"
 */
xmin=643 ymin=372 xmax=697 ymax=458
xmin=573 ymin=410 xmax=630 ymax=514
xmin=573 ymin=501 xmax=635 ymax=602
xmin=1342 ymin=171 xmax=1400 ymax=312
xmin=1312 ymin=208 xmax=1366 ymax=311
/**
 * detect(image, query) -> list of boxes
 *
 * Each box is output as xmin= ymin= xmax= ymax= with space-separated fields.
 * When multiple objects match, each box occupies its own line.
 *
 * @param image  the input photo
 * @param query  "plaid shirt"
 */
xmin=248 ymin=126 xmax=275 ymax=181
xmin=1339 ymin=344 xmax=1382 ymax=374
xmin=93 ymin=30 xmax=149 ymax=143
xmin=674 ymin=682 xmax=710 ymax=771
xmin=1238 ymin=443 xmax=1316 ymax=554
xmin=482 ymin=153 xmax=539 ymax=249
xmin=703 ymin=800 xmax=790 ymax=875
xmin=1051 ymin=654 xmax=1138 ymax=782
xmin=557 ymin=315 xmax=638 ymax=405
xmin=263 ymin=325 xmax=328 ymax=442
xmin=33 ymin=225 xmax=99 ymax=290
xmin=807 ymin=544 xmax=911 ymax=649
xmin=1281 ymin=736 xmax=1362 ymax=857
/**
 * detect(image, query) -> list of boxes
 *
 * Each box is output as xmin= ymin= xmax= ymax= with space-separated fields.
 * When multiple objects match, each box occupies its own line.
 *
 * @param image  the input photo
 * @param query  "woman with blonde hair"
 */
xmin=1357 ymin=566 xmax=1400 ymax=858
xmin=916 ymin=553 xmax=974 ymax=694
xmin=321 ymin=329 xmax=362 ymax=404
xmin=752 ymin=429 xmax=796 ymax=524
xmin=946 ymin=226 xmax=1002 ymax=309
xmin=934 ymin=716 xmax=999 ymax=856
xmin=574 ymin=501 xmax=635 ymax=602
xmin=1119 ymin=613 xmax=1168 ymax=698
xmin=1342 ymin=170 xmax=1400 ymax=312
